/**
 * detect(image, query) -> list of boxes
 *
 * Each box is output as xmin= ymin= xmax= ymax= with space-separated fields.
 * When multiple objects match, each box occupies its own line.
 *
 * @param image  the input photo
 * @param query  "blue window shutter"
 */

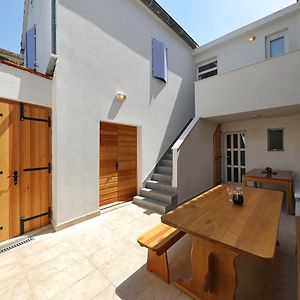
xmin=26 ymin=26 xmax=36 ymax=70
xmin=152 ymin=39 xmax=168 ymax=82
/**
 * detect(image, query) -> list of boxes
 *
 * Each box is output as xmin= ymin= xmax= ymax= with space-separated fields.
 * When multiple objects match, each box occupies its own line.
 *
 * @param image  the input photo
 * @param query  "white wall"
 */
xmin=25 ymin=0 xmax=52 ymax=73
xmin=53 ymin=0 xmax=196 ymax=225
xmin=221 ymin=114 xmax=300 ymax=180
xmin=194 ymin=3 xmax=300 ymax=74
xmin=176 ymin=119 xmax=217 ymax=202
xmin=0 ymin=63 xmax=52 ymax=107
xmin=195 ymin=49 xmax=300 ymax=118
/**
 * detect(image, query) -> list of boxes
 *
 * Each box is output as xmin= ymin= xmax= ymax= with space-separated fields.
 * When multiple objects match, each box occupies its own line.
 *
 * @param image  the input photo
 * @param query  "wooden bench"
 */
xmin=296 ymin=217 xmax=300 ymax=300
xmin=137 ymin=223 xmax=185 ymax=283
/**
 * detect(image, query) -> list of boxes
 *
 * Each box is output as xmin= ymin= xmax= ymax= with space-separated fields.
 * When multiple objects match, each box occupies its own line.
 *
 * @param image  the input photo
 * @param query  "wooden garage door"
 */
xmin=0 ymin=100 xmax=51 ymax=242
xmin=100 ymin=122 xmax=137 ymax=206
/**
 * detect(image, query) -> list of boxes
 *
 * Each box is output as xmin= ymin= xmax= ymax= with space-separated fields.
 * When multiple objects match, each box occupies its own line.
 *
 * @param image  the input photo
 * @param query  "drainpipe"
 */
xmin=51 ymin=0 xmax=57 ymax=54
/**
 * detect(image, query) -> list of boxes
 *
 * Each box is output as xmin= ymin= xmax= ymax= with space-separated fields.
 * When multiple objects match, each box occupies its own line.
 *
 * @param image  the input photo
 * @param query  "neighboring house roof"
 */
xmin=193 ymin=1 xmax=300 ymax=55
xmin=139 ymin=0 xmax=198 ymax=49
xmin=0 ymin=59 xmax=52 ymax=80
xmin=0 ymin=48 xmax=23 ymax=65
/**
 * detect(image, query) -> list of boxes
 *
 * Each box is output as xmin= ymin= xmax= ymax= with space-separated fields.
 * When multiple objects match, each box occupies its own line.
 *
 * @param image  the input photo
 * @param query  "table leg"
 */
xmin=286 ymin=182 xmax=293 ymax=215
xmin=253 ymin=182 xmax=258 ymax=188
xmin=242 ymin=176 xmax=247 ymax=187
xmin=174 ymin=236 xmax=240 ymax=300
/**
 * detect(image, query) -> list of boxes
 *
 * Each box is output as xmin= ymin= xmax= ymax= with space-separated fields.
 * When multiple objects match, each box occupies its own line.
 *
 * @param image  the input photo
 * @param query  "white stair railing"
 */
xmin=171 ymin=117 xmax=200 ymax=188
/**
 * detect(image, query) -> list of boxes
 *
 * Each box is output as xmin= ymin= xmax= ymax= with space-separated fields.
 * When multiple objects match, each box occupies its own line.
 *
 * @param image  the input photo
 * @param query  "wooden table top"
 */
xmin=244 ymin=168 xmax=293 ymax=181
xmin=162 ymin=184 xmax=283 ymax=260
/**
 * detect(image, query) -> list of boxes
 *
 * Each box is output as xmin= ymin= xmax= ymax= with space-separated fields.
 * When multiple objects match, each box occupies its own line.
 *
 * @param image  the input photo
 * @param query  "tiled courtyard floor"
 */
xmin=0 ymin=202 xmax=297 ymax=300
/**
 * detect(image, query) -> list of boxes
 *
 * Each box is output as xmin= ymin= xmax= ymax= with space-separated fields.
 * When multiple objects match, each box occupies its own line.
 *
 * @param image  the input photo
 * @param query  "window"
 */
xmin=152 ymin=38 xmax=168 ymax=82
xmin=268 ymin=128 xmax=284 ymax=151
xmin=197 ymin=59 xmax=217 ymax=80
xmin=266 ymin=30 xmax=287 ymax=58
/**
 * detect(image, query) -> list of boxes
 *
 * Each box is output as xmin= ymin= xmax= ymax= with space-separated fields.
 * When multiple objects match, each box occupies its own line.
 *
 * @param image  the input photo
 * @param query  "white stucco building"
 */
xmin=0 ymin=0 xmax=300 ymax=238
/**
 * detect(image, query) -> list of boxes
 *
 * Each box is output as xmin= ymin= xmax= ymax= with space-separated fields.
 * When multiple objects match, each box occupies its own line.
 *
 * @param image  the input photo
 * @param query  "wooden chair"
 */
xmin=137 ymin=223 xmax=185 ymax=283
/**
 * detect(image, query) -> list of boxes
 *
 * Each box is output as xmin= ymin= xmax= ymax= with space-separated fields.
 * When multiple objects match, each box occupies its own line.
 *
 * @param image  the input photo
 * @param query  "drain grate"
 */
xmin=0 ymin=237 xmax=34 ymax=254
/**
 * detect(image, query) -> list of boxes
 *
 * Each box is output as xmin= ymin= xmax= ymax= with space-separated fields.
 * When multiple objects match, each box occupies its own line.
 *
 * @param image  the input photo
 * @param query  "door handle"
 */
xmin=115 ymin=162 xmax=119 ymax=171
xmin=7 ymin=171 xmax=18 ymax=185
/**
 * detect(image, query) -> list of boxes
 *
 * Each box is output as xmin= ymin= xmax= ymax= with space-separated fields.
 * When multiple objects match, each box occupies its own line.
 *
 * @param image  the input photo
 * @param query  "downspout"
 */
xmin=51 ymin=0 xmax=57 ymax=54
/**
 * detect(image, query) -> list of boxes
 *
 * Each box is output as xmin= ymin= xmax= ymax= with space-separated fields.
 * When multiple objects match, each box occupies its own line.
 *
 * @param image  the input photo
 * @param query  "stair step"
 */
xmin=161 ymin=159 xmax=172 ymax=167
xmin=133 ymin=196 xmax=174 ymax=214
xmin=140 ymin=188 xmax=176 ymax=204
xmin=157 ymin=166 xmax=172 ymax=175
xmin=152 ymin=173 xmax=172 ymax=184
xmin=165 ymin=154 xmax=172 ymax=160
xmin=146 ymin=180 xmax=176 ymax=193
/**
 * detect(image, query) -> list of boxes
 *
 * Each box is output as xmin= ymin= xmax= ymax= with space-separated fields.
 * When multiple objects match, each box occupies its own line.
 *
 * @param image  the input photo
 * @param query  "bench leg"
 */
xmin=147 ymin=249 xmax=170 ymax=284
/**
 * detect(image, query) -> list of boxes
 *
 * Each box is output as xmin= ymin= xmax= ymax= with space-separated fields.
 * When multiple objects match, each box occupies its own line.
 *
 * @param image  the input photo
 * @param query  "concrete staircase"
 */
xmin=133 ymin=150 xmax=177 ymax=213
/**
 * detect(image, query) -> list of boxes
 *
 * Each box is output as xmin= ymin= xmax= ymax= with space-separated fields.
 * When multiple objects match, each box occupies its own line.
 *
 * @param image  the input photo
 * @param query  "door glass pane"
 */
xmin=234 ymin=151 xmax=238 ymax=166
xmin=234 ymin=168 xmax=239 ymax=183
xmin=240 ymin=133 xmax=245 ymax=149
xmin=227 ymin=151 xmax=231 ymax=165
xmin=226 ymin=135 xmax=231 ymax=149
xmin=233 ymin=134 xmax=238 ymax=149
xmin=227 ymin=167 xmax=232 ymax=182
xmin=241 ymin=151 xmax=245 ymax=166
xmin=270 ymin=37 xmax=284 ymax=57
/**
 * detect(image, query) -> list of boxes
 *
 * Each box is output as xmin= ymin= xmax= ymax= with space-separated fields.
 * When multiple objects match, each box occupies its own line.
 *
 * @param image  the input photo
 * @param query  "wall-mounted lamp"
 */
xmin=116 ymin=92 xmax=127 ymax=102
xmin=248 ymin=36 xmax=256 ymax=42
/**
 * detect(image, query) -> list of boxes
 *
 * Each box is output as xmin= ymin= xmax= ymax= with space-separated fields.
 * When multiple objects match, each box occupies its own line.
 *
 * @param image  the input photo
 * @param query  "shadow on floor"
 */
xmin=116 ymin=210 xmax=297 ymax=300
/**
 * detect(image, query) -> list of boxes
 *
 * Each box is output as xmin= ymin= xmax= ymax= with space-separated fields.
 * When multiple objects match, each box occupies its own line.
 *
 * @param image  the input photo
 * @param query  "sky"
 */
xmin=156 ymin=0 xmax=296 ymax=45
xmin=0 ymin=0 xmax=297 ymax=53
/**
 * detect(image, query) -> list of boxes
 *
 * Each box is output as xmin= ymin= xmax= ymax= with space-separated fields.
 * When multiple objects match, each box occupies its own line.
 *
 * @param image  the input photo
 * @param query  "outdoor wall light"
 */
xmin=248 ymin=36 xmax=256 ymax=42
xmin=116 ymin=92 xmax=127 ymax=102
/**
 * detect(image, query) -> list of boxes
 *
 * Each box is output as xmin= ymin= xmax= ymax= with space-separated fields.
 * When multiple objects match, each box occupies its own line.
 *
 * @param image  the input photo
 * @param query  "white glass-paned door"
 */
xmin=224 ymin=132 xmax=246 ymax=183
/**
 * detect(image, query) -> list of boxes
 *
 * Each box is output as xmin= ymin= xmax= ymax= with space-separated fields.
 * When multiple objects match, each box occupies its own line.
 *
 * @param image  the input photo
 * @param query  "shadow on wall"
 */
xmin=108 ymin=95 xmax=124 ymax=119
xmin=60 ymin=0 xmax=196 ymax=179
xmin=149 ymin=73 xmax=165 ymax=105
xmin=59 ymin=0 xmax=190 ymax=76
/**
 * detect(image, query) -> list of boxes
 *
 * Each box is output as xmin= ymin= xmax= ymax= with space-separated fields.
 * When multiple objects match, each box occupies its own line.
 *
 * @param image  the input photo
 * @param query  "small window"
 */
xmin=197 ymin=59 xmax=217 ymax=80
xmin=268 ymin=128 xmax=284 ymax=151
xmin=152 ymin=38 xmax=168 ymax=82
xmin=266 ymin=30 xmax=287 ymax=58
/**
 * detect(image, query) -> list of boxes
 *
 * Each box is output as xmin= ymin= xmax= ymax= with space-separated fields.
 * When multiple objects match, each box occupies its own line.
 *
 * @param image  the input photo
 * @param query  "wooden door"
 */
xmin=0 ymin=100 xmax=51 ymax=242
xmin=213 ymin=124 xmax=222 ymax=186
xmin=100 ymin=122 xmax=118 ymax=206
xmin=100 ymin=122 xmax=137 ymax=206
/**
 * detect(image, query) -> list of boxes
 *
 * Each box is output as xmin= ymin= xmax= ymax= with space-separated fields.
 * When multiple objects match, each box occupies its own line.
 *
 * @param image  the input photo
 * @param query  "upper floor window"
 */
xmin=266 ymin=30 xmax=287 ymax=58
xmin=197 ymin=59 xmax=217 ymax=80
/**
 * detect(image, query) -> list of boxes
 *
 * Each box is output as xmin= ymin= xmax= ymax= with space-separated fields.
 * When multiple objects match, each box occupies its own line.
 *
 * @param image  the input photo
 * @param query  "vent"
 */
xmin=0 ymin=237 xmax=34 ymax=254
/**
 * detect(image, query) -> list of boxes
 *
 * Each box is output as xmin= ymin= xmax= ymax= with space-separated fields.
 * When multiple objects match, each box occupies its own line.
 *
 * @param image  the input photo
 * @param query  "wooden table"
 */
xmin=162 ymin=185 xmax=282 ymax=300
xmin=242 ymin=168 xmax=293 ymax=214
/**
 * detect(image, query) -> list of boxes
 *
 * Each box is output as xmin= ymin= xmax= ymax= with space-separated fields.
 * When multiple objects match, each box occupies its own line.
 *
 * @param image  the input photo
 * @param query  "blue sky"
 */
xmin=0 ymin=0 xmax=297 ymax=53
xmin=0 ymin=0 xmax=24 ymax=53
xmin=156 ymin=0 xmax=296 ymax=45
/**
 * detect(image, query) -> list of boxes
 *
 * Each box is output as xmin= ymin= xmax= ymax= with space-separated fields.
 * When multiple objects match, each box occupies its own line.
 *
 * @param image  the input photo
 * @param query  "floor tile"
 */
xmin=51 ymin=269 xmax=111 ymax=300
xmin=0 ymin=203 xmax=296 ymax=300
